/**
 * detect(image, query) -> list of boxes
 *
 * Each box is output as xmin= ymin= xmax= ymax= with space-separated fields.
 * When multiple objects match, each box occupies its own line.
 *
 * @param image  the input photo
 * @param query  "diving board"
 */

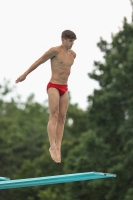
xmin=0 ymin=172 xmax=116 ymax=190
xmin=0 ymin=177 xmax=10 ymax=181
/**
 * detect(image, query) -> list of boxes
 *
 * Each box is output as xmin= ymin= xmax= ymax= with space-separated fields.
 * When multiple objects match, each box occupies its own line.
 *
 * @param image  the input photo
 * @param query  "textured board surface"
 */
xmin=0 ymin=172 xmax=116 ymax=190
xmin=0 ymin=177 xmax=10 ymax=181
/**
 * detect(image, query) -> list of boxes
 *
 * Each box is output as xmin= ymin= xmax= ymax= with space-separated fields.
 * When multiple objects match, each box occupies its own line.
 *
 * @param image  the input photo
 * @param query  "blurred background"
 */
xmin=1 ymin=0 xmax=133 ymax=199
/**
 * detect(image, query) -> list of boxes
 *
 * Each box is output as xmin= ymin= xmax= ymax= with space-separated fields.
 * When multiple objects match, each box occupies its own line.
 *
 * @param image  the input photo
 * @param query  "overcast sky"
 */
xmin=0 ymin=0 xmax=132 ymax=110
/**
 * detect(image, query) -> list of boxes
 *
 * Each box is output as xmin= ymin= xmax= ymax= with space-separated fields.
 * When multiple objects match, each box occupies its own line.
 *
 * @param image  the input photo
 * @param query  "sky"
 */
xmin=0 ymin=0 xmax=132 ymax=110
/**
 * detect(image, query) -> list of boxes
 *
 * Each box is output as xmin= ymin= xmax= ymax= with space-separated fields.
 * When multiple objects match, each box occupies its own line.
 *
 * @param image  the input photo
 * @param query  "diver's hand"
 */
xmin=15 ymin=74 xmax=27 ymax=83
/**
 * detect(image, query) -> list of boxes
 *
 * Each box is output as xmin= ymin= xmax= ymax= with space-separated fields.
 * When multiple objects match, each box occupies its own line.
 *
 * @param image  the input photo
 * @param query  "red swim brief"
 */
xmin=47 ymin=82 xmax=68 ymax=96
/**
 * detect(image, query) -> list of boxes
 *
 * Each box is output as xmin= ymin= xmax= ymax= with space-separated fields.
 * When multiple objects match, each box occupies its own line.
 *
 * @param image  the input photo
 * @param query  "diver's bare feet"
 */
xmin=56 ymin=148 xmax=61 ymax=163
xmin=49 ymin=147 xmax=59 ymax=163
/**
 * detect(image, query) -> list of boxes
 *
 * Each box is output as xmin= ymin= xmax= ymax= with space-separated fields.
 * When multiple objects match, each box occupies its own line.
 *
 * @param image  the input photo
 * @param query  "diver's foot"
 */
xmin=49 ymin=147 xmax=58 ymax=163
xmin=56 ymin=148 xmax=61 ymax=163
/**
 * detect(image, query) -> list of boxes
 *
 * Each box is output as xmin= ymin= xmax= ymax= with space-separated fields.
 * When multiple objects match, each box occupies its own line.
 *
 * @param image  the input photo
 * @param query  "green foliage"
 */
xmin=1 ymin=16 xmax=133 ymax=200
xmin=0 ymin=79 xmax=88 ymax=200
xmin=85 ymin=18 xmax=133 ymax=200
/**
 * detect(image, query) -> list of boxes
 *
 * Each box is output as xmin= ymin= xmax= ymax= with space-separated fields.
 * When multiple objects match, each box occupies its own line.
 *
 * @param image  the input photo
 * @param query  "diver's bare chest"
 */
xmin=56 ymin=51 xmax=74 ymax=66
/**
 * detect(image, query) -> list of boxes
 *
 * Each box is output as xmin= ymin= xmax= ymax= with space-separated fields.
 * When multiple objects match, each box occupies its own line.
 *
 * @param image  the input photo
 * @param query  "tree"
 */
xmin=87 ymin=18 xmax=133 ymax=200
xmin=62 ymin=18 xmax=133 ymax=200
xmin=0 ymin=80 xmax=88 ymax=200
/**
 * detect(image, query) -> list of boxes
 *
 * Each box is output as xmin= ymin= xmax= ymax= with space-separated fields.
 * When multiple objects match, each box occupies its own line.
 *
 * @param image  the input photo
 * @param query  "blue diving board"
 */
xmin=0 ymin=177 xmax=10 ymax=181
xmin=0 ymin=172 xmax=116 ymax=190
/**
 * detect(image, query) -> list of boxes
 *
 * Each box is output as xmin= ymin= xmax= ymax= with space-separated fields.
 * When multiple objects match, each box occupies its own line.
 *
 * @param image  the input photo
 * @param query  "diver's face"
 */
xmin=62 ymin=38 xmax=75 ymax=49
